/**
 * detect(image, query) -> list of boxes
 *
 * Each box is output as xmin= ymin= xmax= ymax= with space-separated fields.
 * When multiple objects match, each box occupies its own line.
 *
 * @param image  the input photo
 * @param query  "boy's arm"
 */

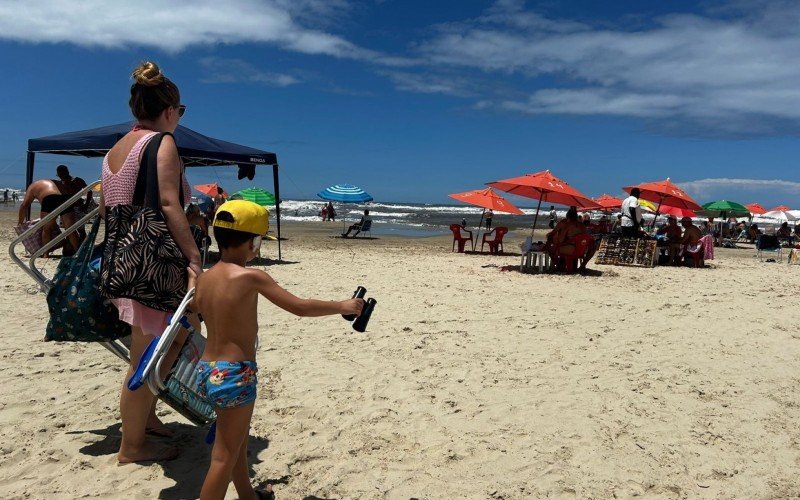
xmin=252 ymin=270 xmax=363 ymax=318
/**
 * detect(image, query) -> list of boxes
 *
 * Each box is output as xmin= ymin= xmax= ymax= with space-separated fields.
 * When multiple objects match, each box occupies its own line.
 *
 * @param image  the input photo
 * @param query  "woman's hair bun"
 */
xmin=131 ymin=61 xmax=165 ymax=87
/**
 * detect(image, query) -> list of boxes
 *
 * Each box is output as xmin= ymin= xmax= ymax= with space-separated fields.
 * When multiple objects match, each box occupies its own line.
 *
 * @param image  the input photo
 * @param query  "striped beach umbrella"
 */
xmin=317 ymin=184 xmax=373 ymax=203
xmin=233 ymin=187 xmax=275 ymax=206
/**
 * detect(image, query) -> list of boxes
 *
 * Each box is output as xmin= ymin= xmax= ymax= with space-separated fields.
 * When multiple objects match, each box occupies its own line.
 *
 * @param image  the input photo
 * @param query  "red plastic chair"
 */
xmin=481 ymin=227 xmax=509 ymax=254
xmin=450 ymin=224 xmax=473 ymax=253
xmin=560 ymin=232 xmax=594 ymax=273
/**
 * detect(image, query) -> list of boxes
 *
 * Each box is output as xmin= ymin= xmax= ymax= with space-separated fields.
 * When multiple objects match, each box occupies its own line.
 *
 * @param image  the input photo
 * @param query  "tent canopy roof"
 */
xmin=28 ymin=121 xmax=277 ymax=167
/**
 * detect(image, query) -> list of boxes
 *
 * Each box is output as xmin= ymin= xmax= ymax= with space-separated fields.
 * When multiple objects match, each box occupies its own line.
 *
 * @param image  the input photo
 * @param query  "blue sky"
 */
xmin=0 ymin=0 xmax=799 ymax=206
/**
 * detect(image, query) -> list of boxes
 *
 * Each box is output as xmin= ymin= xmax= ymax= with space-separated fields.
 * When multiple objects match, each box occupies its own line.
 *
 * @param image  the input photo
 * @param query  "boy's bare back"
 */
xmin=195 ymin=262 xmax=262 ymax=362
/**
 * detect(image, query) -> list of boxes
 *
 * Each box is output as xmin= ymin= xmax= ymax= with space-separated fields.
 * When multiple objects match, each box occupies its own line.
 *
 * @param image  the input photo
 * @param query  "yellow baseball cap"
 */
xmin=213 ymin=200 xmax=269 ymax=236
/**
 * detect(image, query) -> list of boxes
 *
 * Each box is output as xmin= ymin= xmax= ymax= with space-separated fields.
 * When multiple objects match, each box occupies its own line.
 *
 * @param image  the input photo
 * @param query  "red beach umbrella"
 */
xmin=488 ymin=170 xmax=600 ymax=231
xmin=194 ymin=183 xmax=227 ymax=198
xmin=449 ymin=188 xmax=524 ymax=247
xmin=593 ymin=194 xmax=623 ymax=211
xmin=745 ymin=203 xmax=767 ymax=215
xmin=448 ymin=188 xmax=524 ymax=215
xmin=656 ymin=204 xmax=696 ymax=219
xmin=623 ymin=178 xmax=702 ymax=211
xmin=770 ymin=205 xmax=791 ymax=212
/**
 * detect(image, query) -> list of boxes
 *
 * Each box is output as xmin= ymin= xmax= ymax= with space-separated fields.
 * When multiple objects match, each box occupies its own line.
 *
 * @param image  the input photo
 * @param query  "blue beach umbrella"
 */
xmin=317 ymin=184 xmax=373 ymax=232
xmin=317 ymin=184 xmax=373 ymax=203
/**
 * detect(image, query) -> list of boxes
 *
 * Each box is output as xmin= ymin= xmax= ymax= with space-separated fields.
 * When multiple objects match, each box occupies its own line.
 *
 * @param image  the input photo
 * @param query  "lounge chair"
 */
xmin=9 ymin=180 xmax=214 ymax=428
xmin=481 ymin=227 xmax=508 ymax=254
xmin=450 ymin=224 xmax=473 ymax=253
xmin=756 ymin=234 xmax=783 ymax=262
xmin=352 ymin=219 xmax=372 ymax=238
xmin=128 ymin=288 xmax=214 ymax=426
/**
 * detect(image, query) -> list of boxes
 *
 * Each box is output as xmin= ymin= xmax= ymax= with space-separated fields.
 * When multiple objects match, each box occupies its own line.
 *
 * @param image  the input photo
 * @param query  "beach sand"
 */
xmin=1 ymin=211 xmax=799 ymax=498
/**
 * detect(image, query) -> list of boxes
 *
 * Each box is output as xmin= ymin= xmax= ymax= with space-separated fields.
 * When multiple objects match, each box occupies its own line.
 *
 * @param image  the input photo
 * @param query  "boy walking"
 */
xmin=192 ymin=200 xmax=363 ymax=499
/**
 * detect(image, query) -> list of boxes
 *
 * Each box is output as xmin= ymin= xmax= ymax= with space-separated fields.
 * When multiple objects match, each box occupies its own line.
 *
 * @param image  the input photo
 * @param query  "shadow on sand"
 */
xmin=73 ymin=422 xmax=289 ymax=499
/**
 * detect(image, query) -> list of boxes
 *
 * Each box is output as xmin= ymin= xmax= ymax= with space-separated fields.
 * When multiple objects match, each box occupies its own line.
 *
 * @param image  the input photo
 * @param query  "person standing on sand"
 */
xmin=101 ymin=61 xmax=201 ymax=464
xmin=485 ymin=208 xmax=493 ymax=230
xmin=548 ymin=206 xmax=556 ymax=229
xmin=3 ymin=189 xmax=8 ymax=203
xmin=17 ymin=179 xmax=80 ymax=257
xmin=620 ymin=188 xmax=644 ymax=238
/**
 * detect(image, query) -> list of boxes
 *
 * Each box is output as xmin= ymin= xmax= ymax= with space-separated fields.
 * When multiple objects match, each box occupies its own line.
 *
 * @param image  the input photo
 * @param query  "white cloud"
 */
xmin=381 ymin=71 xmax=478 ymax=97
xmin=677 ymin=178 xmax=800 ymax=200
xmin=198 ymin=57 xmax=299 ymax=87
xmin=414 ymin=1 xmax=800 ymax=135
xmin=0 ymin=0 xmax=376 ymax=59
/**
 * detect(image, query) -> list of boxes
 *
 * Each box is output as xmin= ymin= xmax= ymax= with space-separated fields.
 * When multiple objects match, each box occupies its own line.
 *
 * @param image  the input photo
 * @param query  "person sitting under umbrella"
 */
xmin=656 ymin=216 xmax=683 ymax=265
xmin=342 ymin=209 xmax=372 ymax=238
xmin=777 ymin=222 xmax=793 ymax=244
xmin=547 ymin=207 xmax=597 ymax=272
xmin=680 ymin=217 xmax=703 ymax=265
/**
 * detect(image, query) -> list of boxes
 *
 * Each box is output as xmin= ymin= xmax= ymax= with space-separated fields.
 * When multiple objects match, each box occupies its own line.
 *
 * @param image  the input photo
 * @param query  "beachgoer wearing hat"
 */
xmin=190 ymin=199 xmax=363 ymax=499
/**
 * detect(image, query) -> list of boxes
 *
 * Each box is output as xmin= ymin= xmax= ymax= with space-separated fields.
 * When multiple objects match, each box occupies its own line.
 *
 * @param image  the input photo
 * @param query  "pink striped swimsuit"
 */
xmin=102 ymin=132 xmax=191 ymax=337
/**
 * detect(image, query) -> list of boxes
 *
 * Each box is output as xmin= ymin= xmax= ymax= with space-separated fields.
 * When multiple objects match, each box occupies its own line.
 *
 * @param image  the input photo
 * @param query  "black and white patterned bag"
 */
xmin=101 ymin=132 xmax=187 ymax=312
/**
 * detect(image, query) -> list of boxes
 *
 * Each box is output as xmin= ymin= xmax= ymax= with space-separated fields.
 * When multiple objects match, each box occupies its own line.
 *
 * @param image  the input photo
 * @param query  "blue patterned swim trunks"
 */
xmin=196 ymin=360 xmax=258 ymax=409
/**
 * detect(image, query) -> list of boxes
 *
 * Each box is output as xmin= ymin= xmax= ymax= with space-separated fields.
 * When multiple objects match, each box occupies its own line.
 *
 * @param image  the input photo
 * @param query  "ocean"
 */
xmin=275 ymin=199 xmax=560 ymax=236
xmin=3 ymin=195 xmax=790 ymax=237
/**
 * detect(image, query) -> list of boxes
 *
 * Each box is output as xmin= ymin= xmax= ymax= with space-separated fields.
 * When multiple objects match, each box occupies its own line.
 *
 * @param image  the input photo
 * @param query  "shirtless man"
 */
xmin=680 ymin=216 xmax=703 ymax=265
xmin=18 ymin=179 xmax=78 ymax=257
xmin=55 ymin=165 xmax=92 ymax=242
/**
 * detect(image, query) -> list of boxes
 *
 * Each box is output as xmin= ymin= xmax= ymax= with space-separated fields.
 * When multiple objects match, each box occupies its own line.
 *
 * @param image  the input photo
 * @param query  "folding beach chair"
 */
xmin=756 ymin=235 xmax=783 ymax=262
xmin=9 ymin=180 xmax=214 ymax=427
xmin=352 ymin=219 xmax=373 ymax=238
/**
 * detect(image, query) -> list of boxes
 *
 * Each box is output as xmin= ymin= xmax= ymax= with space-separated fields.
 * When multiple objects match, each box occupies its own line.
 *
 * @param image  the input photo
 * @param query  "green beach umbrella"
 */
xmin=699 ymin=200 xmax=750 ymax=218
xmin=233 ymin=187 xmax=276 ymax=206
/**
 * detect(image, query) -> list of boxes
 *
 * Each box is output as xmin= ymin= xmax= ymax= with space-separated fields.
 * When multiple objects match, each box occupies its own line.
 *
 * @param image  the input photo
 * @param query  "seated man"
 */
xmin=549 ymin=206 xmax=597 ymax=272
xmin=656 ymin=216 xmax=683 ymax=265
xmin=777 ymin=222 xmax=793 ymax=244
xmin=748 ymin=223 xmax=762 ymax=243
xmin=680 ymin=216 xmax=704 ymax=266
xmin=342 ymin=209 xmax=372 ymax=238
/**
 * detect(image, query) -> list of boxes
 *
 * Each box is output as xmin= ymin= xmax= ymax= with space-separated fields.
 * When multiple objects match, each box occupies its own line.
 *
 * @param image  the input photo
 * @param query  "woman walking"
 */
xmin=100 ymin=61 xmax=201 ymax=463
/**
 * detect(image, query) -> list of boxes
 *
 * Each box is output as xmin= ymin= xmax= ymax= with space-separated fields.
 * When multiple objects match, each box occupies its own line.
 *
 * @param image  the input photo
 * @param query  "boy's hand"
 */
xmin=341 ymin=298 xmax=365 ymax=318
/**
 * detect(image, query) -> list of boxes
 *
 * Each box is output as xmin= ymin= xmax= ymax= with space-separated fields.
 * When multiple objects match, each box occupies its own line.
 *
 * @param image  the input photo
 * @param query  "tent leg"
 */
xmin=273 ymin=164 xmax=281 ymax=261
xmin=25 ymin=151 xmax=35 ymax=221
xmin=530 ymin=194 xmax=543 ymax=237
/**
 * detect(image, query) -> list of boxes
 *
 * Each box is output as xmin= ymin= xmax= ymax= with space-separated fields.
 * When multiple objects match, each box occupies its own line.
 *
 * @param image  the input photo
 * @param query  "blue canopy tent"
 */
xmin=26 ymin=122 xmax=283 ymax=259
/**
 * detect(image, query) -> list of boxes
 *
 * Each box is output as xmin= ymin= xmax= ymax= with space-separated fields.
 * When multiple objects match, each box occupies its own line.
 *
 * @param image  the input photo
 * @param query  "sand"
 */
xmin=1 ymin=212 xmax=800 ymax=499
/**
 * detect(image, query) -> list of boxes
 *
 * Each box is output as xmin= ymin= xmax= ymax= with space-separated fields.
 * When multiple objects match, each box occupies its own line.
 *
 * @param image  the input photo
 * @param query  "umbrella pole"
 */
xmin=530 ymin=194 xmax=543 ymax=237
xmin=651 ymin=199 xmax=663 ymax=230
xmin=474 ymin=208 xmax=486 ymax=251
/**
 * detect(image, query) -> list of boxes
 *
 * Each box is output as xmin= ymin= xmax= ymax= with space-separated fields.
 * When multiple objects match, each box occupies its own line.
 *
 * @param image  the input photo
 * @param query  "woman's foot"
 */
xmin=145 ymin=424 xmax=175 ymax=438
xmin=145 ymin=415 xmax=175 ymax=438
xmin=118 ymin=442 xmax=178 ymax=464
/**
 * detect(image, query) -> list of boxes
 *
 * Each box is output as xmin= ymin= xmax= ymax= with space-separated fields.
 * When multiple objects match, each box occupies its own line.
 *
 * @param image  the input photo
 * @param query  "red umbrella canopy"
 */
xmin=623 ymin=178 xmax=701 ymax=211
xmin=593 ymin=194 xmax=623 ymax=210
xmin=194 ymin=183 xmax=227 ymax=198
xmin=745 ymin=203 xmax=767 ymax=214
xmin=487 ymin=170 xmax=600 ymax=209
xmin=770 ymin=205 xmax=792 ymax=212
xmin=656 ymin=205 xmax=697 ymax=218
xmin=448 ymin=188 xmax=524 ymax=214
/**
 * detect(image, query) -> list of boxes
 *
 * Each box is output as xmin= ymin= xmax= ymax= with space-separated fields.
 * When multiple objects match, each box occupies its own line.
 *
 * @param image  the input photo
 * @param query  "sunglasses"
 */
xmin=177 ymin=104 xmax=186 ymax=117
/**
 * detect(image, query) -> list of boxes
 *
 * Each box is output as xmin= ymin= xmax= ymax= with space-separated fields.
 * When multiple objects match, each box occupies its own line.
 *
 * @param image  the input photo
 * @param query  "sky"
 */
xmin=0 ymin=0 xmax=798 ymax=206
